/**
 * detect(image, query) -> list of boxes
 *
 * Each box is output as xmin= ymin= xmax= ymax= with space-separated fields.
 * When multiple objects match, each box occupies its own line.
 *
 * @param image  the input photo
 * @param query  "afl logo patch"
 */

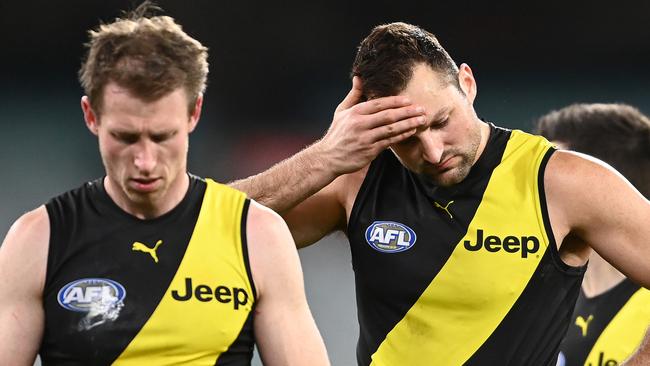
xmin=365 ymin=221 xmax=417 ymax=253
xmin=57 ymin=278 xmax=126 ymax=312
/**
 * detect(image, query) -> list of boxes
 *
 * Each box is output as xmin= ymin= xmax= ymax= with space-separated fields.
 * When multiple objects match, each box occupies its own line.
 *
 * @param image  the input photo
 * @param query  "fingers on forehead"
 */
xmin=357 ymin=96 xmax=412 ymax=115
xmin=365 ymin=105 xmax=424 ymax=129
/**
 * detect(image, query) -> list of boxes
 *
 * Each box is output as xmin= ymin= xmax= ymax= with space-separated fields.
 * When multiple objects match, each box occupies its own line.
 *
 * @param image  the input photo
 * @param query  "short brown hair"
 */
xmin=79 ymin=3 xmax=208 ymax=116
xmin=351 ymin=22 xmax=459 ymax=100
xmin=536 ymin=103 xmax=650 ymax=198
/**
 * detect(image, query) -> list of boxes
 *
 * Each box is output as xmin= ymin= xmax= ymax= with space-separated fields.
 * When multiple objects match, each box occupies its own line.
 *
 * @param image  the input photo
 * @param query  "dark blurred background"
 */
xmin=2 ymin=1 xmax=649 ymax=364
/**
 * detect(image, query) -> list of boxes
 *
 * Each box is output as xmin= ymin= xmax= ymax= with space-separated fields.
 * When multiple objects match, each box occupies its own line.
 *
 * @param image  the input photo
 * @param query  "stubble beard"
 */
xmin=426 ymin=126 xmax=482 ymax=187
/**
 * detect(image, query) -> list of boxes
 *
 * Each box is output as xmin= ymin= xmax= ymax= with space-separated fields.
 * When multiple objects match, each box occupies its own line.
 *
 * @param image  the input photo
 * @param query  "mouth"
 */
xmin=129 ymin=177 xmax=162 ymax=193
xmin=435 ymin=155 xmax=456 ymax=171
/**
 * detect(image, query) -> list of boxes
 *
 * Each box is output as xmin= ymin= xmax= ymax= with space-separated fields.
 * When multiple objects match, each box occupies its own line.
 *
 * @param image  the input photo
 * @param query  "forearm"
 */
xmin=231 ymin=78 xmax=426 ymax=214
xmin=230 ymin=141 xmax=338 ymax=213
xmin=622 ymin=326 xmax=650 ymax=366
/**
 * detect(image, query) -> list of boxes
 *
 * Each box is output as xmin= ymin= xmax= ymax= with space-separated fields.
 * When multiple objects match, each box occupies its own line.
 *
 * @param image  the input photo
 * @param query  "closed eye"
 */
xmin=430 ymin=116 xmax=449 ymax=130
xmin=150 ymin=131 xmax=177 ymax=143
xmin=398 ymin=135 xmax=418 ymax=146
xmin=111 ymin=132 xmax=139 ymax=144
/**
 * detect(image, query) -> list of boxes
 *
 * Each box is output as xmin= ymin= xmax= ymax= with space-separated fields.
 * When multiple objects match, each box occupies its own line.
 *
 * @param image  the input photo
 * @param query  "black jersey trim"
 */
xmin=538 ymin=148 xmax=587 ymax=275
xmin=44 ymin=202 xmax=59 ymax=292
xmin=214 ymin=310 xmax=255 ymax=365
xmin=240 ymin=198 xmax=257 ymax=301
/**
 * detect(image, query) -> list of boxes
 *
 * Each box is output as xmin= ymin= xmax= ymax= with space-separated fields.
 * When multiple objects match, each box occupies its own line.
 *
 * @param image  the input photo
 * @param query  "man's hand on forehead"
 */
xmin=318 ymin=76 xmax=427 ymax=175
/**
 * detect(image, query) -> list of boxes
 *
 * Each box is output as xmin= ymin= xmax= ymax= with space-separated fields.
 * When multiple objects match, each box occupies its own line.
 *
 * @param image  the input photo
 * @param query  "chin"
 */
xmin=126 ymin=188 xmax=162 ymax=205
xmin=433 ymin=176 xmax=460 ymax=188
xmin=431 ymin=167 xmax=470 ymax=187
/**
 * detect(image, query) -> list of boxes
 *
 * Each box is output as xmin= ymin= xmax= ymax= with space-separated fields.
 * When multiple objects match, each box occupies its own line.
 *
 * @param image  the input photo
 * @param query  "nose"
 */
xmin=419 ymin=130 xmax=444 ymax=164
xmin=133 ymin=140 xmax=156 ymax=174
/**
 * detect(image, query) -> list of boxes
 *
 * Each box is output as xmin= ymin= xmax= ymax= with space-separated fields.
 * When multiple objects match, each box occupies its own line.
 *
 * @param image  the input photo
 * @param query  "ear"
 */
xmin=188 ymin=94 xmax=203 ymax=133
xmin=457 ymin=63 xmax=477 ymax=104
xmin=81 ymin=96 xmax=99 ymax=136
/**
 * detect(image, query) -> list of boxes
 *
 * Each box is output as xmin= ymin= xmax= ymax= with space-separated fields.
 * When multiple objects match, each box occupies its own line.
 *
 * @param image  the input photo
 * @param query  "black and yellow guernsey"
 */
xmin=40 ymin=175 xmax=256 ymax=365
xmin=557 ymin=279 xmax=650 ymax=366
xmin=348 ymin=124 xmax=586 ymax=366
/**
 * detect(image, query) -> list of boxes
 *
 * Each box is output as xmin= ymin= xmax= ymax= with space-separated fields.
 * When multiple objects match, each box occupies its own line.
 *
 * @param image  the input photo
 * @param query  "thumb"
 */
xmin=336 ymin=76 xmax=364 ymax=112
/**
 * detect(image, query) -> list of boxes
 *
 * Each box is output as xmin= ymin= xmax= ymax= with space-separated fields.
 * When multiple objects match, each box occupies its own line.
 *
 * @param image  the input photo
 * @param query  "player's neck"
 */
xmin=581 ymin=252 xmax=626 ymax=298
xmin=471 ymin=120 xmax=492 ymax=165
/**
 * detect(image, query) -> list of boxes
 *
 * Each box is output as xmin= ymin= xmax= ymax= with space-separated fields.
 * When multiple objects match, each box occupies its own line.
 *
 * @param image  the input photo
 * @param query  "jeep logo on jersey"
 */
xmin=365 ymin=221 xmax=417 ymax=253
xmin=588 ymin=352 xmax=618 ymax=366
xmin=464 ymin=229 xmax=540 ymax=258
xmin=171 ymin=278 xmax=250 ymax=310
xmin=57 ymin=278 xmax=126 ymax=312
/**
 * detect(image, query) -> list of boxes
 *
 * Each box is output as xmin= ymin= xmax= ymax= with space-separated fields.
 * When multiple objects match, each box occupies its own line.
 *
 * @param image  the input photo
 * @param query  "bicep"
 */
xmin=246 ymin=203 xmax=329 ymax=366
xmin=547 ymin=152 xmax=650 ymax=285
xmin=0 ymin=206 xmax=49 ymax=365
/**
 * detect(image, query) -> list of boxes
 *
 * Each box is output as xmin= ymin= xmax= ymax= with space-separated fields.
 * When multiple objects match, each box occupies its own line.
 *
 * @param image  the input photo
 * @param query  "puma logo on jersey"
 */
xmin=575 ymin=314 xmax=594 ymax=337
xmin=433 ymin=200 xmax=454 ymax=219
xmin=464 ymin=229 xmax=540 ymax=258
xmin=132 ymin=240 xmax=163 ymax=263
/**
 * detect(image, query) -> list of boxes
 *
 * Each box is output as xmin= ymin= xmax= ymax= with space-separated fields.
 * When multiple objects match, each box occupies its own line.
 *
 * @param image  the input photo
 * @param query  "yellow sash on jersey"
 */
xmin=371 ymin=131 xmax=553 ymax=365
xmin=114 ymin=180 xmax=254 ymax=365
xmin=585 ymin=288 xmax=650 ymax=364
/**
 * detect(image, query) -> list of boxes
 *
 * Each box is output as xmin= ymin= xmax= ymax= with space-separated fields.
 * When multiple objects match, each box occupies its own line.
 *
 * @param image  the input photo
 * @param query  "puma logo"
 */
xmin=132 ymin=240 xmax=163 ymax=263
xmin=575 ymin=314 xmax=594 ymax=337
xmin=434 ymin=200 xmax=454 ymax=219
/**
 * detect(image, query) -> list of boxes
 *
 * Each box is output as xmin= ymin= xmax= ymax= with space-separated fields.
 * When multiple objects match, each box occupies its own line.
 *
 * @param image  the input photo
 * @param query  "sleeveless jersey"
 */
xmin=348 ymin=125 xmax=586 ymax=366
xmin=40 ymin=176 xmax=256 ymax=365
xmin=557 ymin=279 xmax=650 ymax=366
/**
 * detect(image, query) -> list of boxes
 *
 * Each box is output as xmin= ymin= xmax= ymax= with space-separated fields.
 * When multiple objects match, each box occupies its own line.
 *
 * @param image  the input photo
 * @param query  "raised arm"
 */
xmin=545 ymin=150 xmax=650 ymax=287
xmin=246 ymin=201 xmax=330 ymax=366
xmin=0 ymin=206 xmax=49 ymax=365
xmin=230 ymin=77 xmax=425 ymax=247
xmin=231 ymin=77 xmax=424 ymax=207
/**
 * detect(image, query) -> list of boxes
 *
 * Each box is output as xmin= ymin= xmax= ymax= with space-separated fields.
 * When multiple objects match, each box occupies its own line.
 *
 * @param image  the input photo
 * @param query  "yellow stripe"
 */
xmin=584 ymin=288 xmax=650 ymax=365
xmin=114 ymin=180 xmax=254 ymax=365
xmin=371 ymin=131 xmax=552 ymax=365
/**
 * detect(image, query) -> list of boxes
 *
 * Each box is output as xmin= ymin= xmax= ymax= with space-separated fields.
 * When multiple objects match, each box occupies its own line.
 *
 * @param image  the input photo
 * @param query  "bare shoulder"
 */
xmin=2 ymin=206 xmax=50 ymax=254
xmin=545 ymin=149 xmax=633 ymax=199
xmin=545 ymin=149 xmax=647 ymax=232
xmin=342 ymin=164 xmax=370 ymax=190
xmin=0 ymin=205 xmax=50 ymax=292
xmin=246 ymin=200 xmax=287 ymax=232
xmin=546 ymin=149 xmax=620 ymax=179
xmin=313 ymin=163 xmax=368 ymax=205
xmin=245 ymin=200 xmax=302 ymax=298
xmin=338 ymin=164 xmax=371 ymax=218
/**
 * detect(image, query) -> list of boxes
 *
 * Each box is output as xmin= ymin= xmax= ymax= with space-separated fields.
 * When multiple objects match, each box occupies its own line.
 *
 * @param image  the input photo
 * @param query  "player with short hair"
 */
xmin=0 ymin=4 xmax=329 ymax=365
xmin=536 ymin=103 xmax=650 ymax=366
xmin=232 ymin=22 xmax=650 ymax=365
